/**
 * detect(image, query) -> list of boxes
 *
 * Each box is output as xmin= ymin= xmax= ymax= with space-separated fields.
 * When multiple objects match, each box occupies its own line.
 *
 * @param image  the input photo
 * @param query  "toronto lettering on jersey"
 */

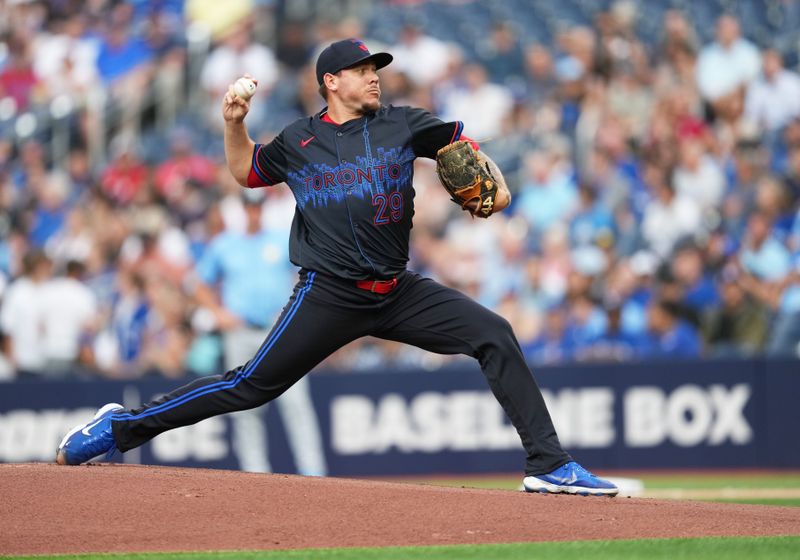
xmin=287 ymin=146 xmax=415 ymax=209
xmin=303 ymin=163 xmax=402 ymax=191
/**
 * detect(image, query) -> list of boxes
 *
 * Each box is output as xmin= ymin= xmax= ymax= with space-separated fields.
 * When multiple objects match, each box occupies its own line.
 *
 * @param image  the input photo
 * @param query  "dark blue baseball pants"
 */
xmin=111 ymin=269 xmax=571 ymax=475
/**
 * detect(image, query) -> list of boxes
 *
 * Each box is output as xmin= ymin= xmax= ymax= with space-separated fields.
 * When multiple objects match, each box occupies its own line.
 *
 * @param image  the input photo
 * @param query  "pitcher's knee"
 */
xmin=477 ymin=311 xmax=516 ymax=346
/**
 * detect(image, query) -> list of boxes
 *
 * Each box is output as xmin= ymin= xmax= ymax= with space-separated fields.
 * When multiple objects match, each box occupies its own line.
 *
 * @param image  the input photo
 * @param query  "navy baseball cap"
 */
xmin=316 ymin=38 xmax=393 ymax=85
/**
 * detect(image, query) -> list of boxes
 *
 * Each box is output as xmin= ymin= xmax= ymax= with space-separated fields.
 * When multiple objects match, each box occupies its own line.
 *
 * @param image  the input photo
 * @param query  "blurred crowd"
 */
xmin=1 ymin=0 xmax=800 ymax=382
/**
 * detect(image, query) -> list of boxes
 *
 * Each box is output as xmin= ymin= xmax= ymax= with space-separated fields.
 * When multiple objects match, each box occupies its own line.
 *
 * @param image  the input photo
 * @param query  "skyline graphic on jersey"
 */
xmin=287 ymin=146 xmax=415 ymax=209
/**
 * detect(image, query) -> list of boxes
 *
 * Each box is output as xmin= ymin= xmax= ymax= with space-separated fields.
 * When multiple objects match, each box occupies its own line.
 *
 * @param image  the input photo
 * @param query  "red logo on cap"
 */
xmin=350 ymin=39 xmax=369 ymax=52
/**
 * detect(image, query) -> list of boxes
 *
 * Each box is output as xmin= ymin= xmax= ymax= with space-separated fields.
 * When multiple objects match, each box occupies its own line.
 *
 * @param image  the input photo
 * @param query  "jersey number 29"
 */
xmin=372 ymin=192 xmax=404 ymax=225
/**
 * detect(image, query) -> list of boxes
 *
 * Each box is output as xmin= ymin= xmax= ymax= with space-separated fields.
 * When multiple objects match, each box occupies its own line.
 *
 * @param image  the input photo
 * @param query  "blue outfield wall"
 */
xmin=0 ymin=358 xmax=798 ymax=474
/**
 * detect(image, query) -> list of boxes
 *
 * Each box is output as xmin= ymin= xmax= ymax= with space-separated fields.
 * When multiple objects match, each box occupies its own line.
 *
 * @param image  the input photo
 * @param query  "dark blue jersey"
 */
xmin=247 ymin=105 xmax=463 ymax=279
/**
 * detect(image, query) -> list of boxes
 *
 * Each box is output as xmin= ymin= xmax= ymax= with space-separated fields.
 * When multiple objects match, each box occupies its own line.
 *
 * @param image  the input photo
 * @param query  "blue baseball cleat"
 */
xmin=523 ymin=461 xmax=619 ymax=497
xmin=56 ymin=403 xmax=124 ymax=465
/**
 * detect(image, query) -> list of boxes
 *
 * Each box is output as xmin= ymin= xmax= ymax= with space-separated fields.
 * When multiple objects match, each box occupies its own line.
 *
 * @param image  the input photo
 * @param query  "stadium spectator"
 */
xmin=100 ymin=134 xmax=150 ymax=205
xmin=275 ymin=21 xmax=314 ymax=72
xmin=594 ymin=1 xmax=649 ymax=79
xmin=437 ymin=212 xmax=508 ymax=307
xmin=670 ymin=243 xmax=720 ymax=314
xmin=564 ymin=291 xmax=608 ymax=357
xmin=95 ymin=3 xmax=156 ymax=135
xmin=552 ymin=26 xmax=592 ymax=131
xmin=659 ymin=9 xmax=699 ymax=62
xmin=39 ymin=260 xmax=99 ymax=374
xmin=523 ymin=304 xmax=573 ymax=365
xmin=95 ymin=5 xmax=154 ymax=85
xmin=0 ymin=33 xmax=43 ymax=112
xmin=0 ymin=250 xmax=52 ymax=378
xmin=646 ymin=298 xmax=702 ymax=358
xmin=137 ymin=275 xmax=191 ymax=378
xmin=673 ymin=138 xmax=726 ymax=211
xmin=390 ymin=22 xmax=451 ymax=87
xmin=744 ymin=49 xmax=800 ymax=134
xmin=641 ymin=168 xmax=702 ymax=259
xmin=143 ymin=7 xmax=188 ymax=127
xmin=118 ymin=209 xmax=192 ymax=287
xmin=721 ymin=141 xmax=766 ymax=240
xmin=93 ymin=269 xmax=149 ymax=378
xmin=568 ymin=182 xmax=615 ymax=248
xmin=695 ymin=14 xmax=760 ymax=123
xmin=578 ymin=298 xmax=649 ymax=362
xmin=654 ymin=30 xmax=698 ymax=95
xmin=28 ymin=171 xmax=72 ymax=248
xmin=583 ymin=115 xmax=646 ymax=218
xmin=476 ymin=22 xmax=525 ymax=87
xmin=32 ymin=13 xmax=99 ymax=103
xmin=514 ymin=147 xmax=578 ymax=242
xmin=768 ymin=255 xmax=800 ymax=356
xmin=45 ymin=206 xmax=94 ymax=270
xmin=154 ymin=129 xmax=218 ymax=202
xmin=613 ymin=252 xmax=657 ymax=338
xmin=199 ymin=19 xmax=279 ymax=128
xmin=536 ymin=226 xmax=573 ymax=305
xmin=64 ymin=148 xmax=94 ymax=200
xmin=739 ymin=211 xmax=792 ymax=282
xmin=523 ymin=44 xmax=558 ymax=106
xmin=605 ymin=65 xmax=654 ymax=143
xmin=701 ymin=263 xmax=769 ymax=357
xmin=754 ymin=175 xmax=794 ymax=242
xmin=440 ymin=63 xmax=514 ymax=140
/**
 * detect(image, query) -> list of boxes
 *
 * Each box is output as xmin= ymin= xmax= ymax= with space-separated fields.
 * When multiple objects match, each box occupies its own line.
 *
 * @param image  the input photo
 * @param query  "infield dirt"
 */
xmin=1 ymin=463 xmax=799 ymax=556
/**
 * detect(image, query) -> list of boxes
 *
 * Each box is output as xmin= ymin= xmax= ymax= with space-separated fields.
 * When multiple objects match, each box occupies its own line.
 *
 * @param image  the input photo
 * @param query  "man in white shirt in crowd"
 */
xmin=441 ymin=64 xmax=514 ymax=140
xmin=39 ymin=260 xmax=99 ymax=375
xmin=642 ymin=169 xmax=702 ymax=260
xmin=0 ymin=250 xmax=51 ymax=378
xmin=696 ymin=14 xmax=760 ymax=122
xmin=745 ymin=49 xmax=800 ymax=134
xmin=199 ymin=19 xmax=279 ymax=128
xmin=390 ymin=23 xmax=452 ymax=87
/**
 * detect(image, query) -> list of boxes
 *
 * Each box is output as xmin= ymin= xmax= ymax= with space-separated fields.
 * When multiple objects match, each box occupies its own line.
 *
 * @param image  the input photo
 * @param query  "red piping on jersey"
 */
xmin=247 ymin=167 xmax=265 ymax=188
xmin=248 ymin=144 xmax=278 ymax=187
xmin=449 ymin=121 xmax=464 ymax=144
xmin=253 ymin=146 xmax=277 ymax=183
xmin=321 ymin=111 xmax=340 ymax=125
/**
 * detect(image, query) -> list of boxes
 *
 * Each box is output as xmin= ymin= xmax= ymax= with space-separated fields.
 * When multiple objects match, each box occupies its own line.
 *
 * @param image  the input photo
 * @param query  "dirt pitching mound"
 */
xmin=2 ymin=463 xmax=799 ymax=556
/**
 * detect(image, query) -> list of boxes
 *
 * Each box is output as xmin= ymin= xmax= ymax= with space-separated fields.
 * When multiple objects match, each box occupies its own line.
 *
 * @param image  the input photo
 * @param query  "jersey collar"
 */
xmin=316 ymin=107 xmax=380 ymax=129
xmin=320 ymin=111 xmax=340 ymax=125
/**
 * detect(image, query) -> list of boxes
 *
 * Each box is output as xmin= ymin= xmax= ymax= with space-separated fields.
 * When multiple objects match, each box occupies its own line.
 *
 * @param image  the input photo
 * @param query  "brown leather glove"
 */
xmin=435 ymin=141 xmax=505 ymax=218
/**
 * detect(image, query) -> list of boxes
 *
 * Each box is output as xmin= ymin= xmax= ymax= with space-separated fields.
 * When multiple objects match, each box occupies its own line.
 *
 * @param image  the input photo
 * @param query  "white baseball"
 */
xmin=233 ymin=77 xmax=257 ymax=100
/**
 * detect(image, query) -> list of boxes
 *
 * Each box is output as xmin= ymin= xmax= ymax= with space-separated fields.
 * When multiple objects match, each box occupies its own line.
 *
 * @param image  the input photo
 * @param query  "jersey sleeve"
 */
xmin=404 ymin=107 xmax=463 ymax=159
xmin=247 ymin=131 xmax=289 ymax=188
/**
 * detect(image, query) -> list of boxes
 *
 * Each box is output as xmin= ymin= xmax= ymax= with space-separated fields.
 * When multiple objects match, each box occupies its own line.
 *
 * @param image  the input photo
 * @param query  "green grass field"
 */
xmin=4 ymin=536 xmax=800 ymax=560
